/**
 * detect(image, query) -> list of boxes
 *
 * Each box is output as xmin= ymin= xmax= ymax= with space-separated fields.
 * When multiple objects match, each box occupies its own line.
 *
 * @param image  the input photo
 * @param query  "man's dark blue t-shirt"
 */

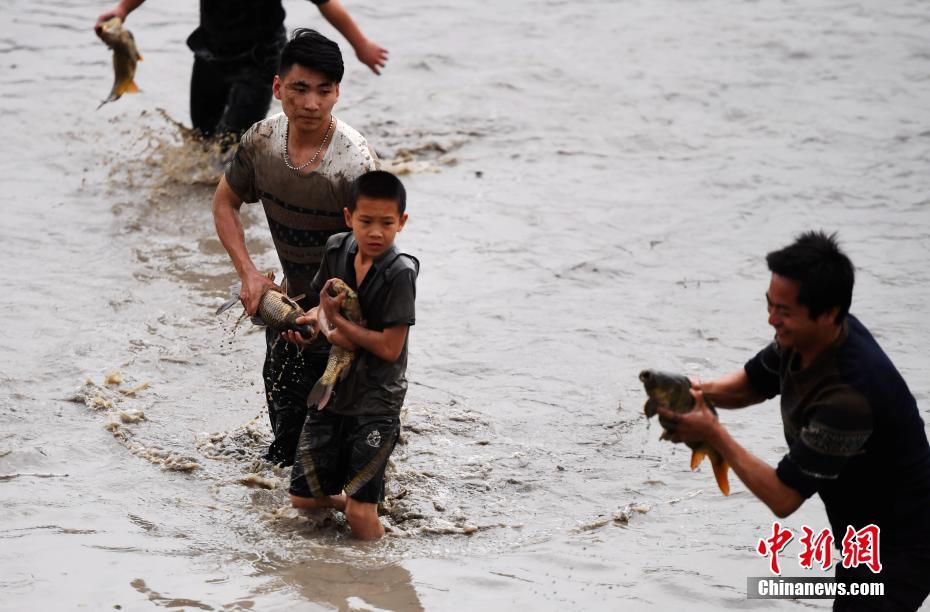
xmin=745 ymin=314 xmax=930 ymax=549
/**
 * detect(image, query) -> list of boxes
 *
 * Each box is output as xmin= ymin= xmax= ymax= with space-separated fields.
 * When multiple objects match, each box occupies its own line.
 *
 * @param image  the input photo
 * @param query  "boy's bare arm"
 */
xmin=331 ymin=318 xmax=407 ymax=363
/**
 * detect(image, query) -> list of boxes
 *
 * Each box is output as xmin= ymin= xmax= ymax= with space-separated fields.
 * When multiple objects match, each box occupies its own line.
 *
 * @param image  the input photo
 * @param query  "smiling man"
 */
xmin=212 ymin=29 xmax=378 ymax=467
xmin=659 ymin=231 xmax=930 ymax=610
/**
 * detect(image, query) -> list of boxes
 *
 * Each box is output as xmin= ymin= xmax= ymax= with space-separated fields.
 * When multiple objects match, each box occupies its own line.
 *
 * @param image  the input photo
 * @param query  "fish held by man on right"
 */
xmin=639 ymin=369 xmax=731 ymax=495
xmin=95 ymin=17 xmax=143 ymax=109
xmin=307 ymin=279 xmax=364 ymax=411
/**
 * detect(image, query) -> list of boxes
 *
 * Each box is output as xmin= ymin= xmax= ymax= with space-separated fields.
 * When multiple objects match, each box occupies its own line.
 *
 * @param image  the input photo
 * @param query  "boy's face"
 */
xmin=344 ymin=196 xmax=408 ymax=259
xmin=273 ymin=65 xmax=339 ymax=133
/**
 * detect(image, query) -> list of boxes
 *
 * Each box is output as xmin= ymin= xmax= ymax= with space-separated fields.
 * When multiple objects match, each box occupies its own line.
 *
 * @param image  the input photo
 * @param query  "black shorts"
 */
xmin=289 ymin=410 xmax=400 ymax=504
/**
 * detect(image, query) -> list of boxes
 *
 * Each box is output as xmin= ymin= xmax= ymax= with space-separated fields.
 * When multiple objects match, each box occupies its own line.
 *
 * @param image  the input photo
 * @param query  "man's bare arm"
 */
xmin=659 ymin=391 xmax=804 ymax=518
xmin=708 ymin=419 xmax=804 ymax=517
xmin=95 ymin=0 xmax=146 ymax=29
xmin=318 ymin=0 xmax=388 ymax=74
xmin=699 ymin=369 xmax=766 ymax=408
xmin=212 ymin=176 xmax=274 ymax=315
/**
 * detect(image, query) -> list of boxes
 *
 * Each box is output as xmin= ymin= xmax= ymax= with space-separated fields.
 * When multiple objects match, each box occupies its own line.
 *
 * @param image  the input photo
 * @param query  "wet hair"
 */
xmin=278 ymin=28 xmax=344 ymax=83
xmin=349 ymin=171 xmax=407 ymax=215
xmin=766 ymin=231 xmax=854 ymax=323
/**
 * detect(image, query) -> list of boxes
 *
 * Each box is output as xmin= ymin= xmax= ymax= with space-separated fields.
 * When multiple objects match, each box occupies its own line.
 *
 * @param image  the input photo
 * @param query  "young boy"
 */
xmin=282 ymin=170 xmax=417 ymax=540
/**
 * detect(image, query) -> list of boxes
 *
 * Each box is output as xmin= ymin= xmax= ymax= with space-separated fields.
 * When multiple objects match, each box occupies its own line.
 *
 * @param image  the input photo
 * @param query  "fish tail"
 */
xmin=306 ymin=377 xmax=333 ymax=410
xmin=689 ymin=447 xmax=707 ymax=471
xmin=120 ymin=79 xmax=140 ymax=94
xmin=306 ymin=352 xmax=349 ymax=409
xmin=708 ymin=447 xmax=731 ymax=496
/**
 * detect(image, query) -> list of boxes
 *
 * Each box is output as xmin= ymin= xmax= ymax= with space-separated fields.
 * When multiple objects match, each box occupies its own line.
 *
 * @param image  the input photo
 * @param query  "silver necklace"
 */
xmin=282 ymin=116 xmax=334 ymax=171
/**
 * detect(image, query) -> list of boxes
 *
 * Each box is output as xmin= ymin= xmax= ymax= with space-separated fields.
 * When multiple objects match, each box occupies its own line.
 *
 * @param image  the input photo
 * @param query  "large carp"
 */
xmin=639 ymin=369 xmax=731 ymax=495
xmin=215 ymin=279 xmax=314 ymax=339
xmin=95 ymin=17 xmax=143 ymax=109
xmin=254 ymin=289 xmax=315 ymax=338
xmin=307 ymin=279 xmax=364 ymax=410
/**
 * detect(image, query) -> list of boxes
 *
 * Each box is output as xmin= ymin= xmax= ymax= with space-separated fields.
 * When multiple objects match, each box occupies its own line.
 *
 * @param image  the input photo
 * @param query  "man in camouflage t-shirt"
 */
xmin=212 ymin=29 xmax=377 ymax=465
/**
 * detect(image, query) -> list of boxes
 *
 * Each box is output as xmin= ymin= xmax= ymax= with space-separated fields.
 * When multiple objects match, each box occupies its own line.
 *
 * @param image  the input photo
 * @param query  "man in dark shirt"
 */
xmin=660 ymin=231 xmax=930 ymax=610
xmin=94 ymin=0 xmax=387 ymax=138
xmin=282 ymin=170 xmax=417 ymax=540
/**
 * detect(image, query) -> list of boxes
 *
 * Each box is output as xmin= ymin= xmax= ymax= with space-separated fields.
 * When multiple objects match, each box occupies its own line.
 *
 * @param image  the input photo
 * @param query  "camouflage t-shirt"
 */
xmin=225 ymin=112 xmax=378 ymax=306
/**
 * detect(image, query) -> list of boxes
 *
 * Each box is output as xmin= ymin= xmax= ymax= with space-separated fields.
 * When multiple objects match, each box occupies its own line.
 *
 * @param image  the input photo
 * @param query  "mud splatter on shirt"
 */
xmin=226 ymin=112 xmax=379 ymax=304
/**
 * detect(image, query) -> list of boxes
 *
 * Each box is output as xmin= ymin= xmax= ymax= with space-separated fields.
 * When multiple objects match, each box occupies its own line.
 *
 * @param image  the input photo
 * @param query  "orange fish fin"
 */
xmin=125 ymin=80 xmax=140 ymax=93
xmin=709 ymin=449 xmax=731 ymax=496
xmin=137 ymin=54 xmax=144 ymax=61
xmin=690 ymin=448 xmax=707 ymax=471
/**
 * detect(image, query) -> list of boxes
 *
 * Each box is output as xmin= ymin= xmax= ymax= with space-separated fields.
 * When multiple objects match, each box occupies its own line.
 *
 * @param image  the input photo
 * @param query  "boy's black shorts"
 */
xmin=289 ymin=410 xmax=400 ymax=504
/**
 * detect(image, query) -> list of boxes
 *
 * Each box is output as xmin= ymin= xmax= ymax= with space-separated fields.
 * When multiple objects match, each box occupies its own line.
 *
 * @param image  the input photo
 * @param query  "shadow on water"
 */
xmin=259 ymin=557 xmax=425 ymax=611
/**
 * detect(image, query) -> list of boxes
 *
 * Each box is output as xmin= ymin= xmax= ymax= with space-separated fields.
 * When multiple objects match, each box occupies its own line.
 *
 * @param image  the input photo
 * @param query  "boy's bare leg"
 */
xmin=290 ymin=493 xmax=346 ymax=511
xmin=345 ymin=498 xmax=384 ymax=540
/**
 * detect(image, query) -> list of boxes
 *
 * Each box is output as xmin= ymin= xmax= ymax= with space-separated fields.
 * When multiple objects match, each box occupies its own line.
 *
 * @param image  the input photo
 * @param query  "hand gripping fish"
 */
xmin=639 ymin=369 xmax=731 ymax=495
xmin=307 ymin=279 xmax=364 ymax=411
xmin=95 ymin=17 xmax=143 ymax=109
xmin=215 ymin=277 xmax=314 ymax=339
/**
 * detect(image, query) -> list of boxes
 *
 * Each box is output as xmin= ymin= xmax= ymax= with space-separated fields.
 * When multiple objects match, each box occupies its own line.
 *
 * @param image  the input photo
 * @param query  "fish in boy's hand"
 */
xmin=307 ymin=279 xmax=363 ymax=410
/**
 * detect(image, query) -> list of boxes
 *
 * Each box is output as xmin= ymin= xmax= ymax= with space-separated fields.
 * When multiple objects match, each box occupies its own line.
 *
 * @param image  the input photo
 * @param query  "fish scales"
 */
xmin=639 ymin=369 xmax=732 ymax=495
xmin=257 ymin=290 xmax=313 ymax=337
xmin=307 ymin=279 xmax=363 ymax=410
xmin=96 ymin=17 xmax=142 ymax=109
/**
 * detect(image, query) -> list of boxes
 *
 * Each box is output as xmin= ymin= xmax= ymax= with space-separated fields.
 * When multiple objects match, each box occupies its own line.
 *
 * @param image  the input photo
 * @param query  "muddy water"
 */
xmin=2 ymin=0 xmax=930 ymax=609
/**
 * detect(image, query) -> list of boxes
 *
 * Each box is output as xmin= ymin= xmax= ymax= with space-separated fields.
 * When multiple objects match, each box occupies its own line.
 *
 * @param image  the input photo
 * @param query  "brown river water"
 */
xmin=2 ymin=0 xmax=929 ymax=609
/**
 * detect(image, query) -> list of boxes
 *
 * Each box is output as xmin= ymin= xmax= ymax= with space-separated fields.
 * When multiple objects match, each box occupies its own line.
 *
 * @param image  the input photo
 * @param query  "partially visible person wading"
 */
xmin=94 ymin=0 xmax=388 ymax=139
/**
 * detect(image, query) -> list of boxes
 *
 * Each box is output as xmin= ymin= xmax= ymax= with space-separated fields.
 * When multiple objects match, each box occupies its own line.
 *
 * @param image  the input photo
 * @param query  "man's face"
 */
xmin=344 ymin=196 xmax=407 ymax=259
xmin=765 ymin=274 xmax=835 ymax=351
xmin=273 ymin=66 xmax=339 ymax=132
